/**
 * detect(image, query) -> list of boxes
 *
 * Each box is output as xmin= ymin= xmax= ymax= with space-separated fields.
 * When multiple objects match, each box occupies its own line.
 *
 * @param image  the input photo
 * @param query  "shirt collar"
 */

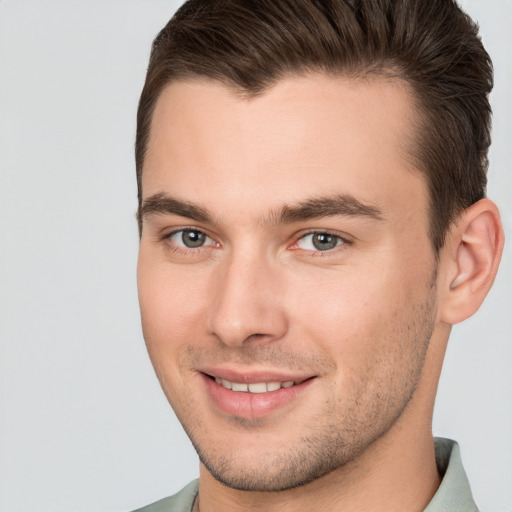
xmin=424 ymin=438 xmax=479 ymax=512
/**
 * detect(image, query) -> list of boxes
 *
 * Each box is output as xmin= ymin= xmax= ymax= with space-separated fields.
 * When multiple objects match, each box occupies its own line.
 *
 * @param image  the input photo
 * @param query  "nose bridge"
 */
xmin=207 ymin=246 xmax=288 ymax=347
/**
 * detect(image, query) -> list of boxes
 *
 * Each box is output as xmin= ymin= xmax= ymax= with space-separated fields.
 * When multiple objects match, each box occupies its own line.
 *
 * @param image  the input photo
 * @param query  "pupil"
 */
xmin=182 ymin=230 xmax=205 ymax=248
xmin=312 ymin=233 xmax=337 ymax=251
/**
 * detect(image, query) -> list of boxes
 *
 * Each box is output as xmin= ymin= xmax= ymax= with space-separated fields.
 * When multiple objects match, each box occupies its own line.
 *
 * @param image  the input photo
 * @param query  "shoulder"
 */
xmin=131 ymin=480 xmax=199 ymax=512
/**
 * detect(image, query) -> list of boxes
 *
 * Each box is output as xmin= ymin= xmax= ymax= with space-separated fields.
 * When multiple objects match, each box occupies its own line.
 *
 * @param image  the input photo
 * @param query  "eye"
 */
xmin=169 ymin=229 xmax=216 ymax=249
xmin=296 ymin=232 xmax=345 ymax=251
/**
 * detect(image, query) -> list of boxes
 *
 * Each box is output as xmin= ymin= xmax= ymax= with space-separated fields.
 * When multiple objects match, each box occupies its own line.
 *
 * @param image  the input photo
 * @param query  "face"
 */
xmin=137 ymin=75 xmax=440 ymax=492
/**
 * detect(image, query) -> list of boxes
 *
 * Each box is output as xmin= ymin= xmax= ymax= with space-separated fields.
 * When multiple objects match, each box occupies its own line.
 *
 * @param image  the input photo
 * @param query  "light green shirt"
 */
xmin=132 ymin=438 xmax=478 ymax=512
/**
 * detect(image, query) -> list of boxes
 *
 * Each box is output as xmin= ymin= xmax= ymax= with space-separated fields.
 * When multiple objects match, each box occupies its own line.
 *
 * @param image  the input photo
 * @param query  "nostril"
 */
xmin=247 ymin=333 xmax=266 ymax=341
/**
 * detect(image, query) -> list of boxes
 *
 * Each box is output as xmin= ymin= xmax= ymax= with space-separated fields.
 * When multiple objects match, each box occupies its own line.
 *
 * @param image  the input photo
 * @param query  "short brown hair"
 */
xmin=136 ymin=0 xmax=493 ymax=252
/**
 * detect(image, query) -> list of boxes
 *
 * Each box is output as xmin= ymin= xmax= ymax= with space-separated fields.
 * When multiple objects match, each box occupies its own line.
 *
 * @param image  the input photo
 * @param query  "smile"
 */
xmin=214 ymin=377 xmax=296 ymax=393
xmin=203 ymin=373 xmax=314 ymax=419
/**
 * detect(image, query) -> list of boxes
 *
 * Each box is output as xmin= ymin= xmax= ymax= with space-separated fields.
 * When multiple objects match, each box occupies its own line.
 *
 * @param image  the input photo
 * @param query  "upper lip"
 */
xmin=199 ymin=366 xmax=315 ymax=384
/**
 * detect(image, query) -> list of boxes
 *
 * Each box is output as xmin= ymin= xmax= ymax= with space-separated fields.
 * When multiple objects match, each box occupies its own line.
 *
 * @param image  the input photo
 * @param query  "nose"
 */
xmin=206 ymin=250 xmax=289 ymax=347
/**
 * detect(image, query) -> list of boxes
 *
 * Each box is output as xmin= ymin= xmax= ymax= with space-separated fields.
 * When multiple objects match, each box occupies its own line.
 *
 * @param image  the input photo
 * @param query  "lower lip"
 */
xmin=202 ymin=375 xmax=314 ymax=420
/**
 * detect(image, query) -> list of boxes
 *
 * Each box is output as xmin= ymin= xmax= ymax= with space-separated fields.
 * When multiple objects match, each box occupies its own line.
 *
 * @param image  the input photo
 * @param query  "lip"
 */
xmin=199 ymin=367 xmax=316 ymax=420
xmin=200 ymin=366 xmax=312 ymax=384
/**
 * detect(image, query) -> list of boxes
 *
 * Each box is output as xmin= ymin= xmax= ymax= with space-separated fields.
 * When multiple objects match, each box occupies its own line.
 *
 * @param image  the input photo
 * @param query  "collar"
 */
xmin=424 ymin=438 xmax=479 ymax=512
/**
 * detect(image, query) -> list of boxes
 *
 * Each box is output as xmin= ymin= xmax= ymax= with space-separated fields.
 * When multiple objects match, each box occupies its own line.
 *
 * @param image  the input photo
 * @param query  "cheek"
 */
xmin=137 ymin=258 xmax=214 ymax=419
xmin=137 ymin=254 xmax=210 ymax=362
xmin=291 ymin=260 xmax=430 ymax=364
xmin=294 ymin=268 xmax=435 ymax=425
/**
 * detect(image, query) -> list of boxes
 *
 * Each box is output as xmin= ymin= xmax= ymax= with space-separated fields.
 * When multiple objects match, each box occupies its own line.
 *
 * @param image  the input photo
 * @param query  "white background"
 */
xmin=0 ymin=1 xmax=510 ymax=511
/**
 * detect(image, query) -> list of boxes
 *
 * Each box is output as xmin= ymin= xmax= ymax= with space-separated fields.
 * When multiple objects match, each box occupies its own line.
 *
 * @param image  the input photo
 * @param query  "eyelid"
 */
xmin=162 ymin=227 xmax=220 ymax=249
xmin=289 ymin=229 xmax=352 ymax=252
xmin=159 ymin=226 xmax=350 ymax=254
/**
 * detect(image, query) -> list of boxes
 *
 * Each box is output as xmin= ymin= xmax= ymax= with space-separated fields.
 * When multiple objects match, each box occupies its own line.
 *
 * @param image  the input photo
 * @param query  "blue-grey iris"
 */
xmin=312 ymin=233 xmax=338 ymax=251
xmin=182 ymin=230 xmax=206 ymax=248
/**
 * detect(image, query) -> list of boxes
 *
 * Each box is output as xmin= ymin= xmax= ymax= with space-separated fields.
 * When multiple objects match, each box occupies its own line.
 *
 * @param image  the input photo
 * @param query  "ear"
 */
xmin=440 ymin=198 xmax=504 ymax=325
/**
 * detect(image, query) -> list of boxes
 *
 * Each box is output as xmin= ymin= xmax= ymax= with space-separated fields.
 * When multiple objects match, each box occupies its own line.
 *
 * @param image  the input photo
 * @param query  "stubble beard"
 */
xmin=166 ymin=287 xmax=438 ymax=493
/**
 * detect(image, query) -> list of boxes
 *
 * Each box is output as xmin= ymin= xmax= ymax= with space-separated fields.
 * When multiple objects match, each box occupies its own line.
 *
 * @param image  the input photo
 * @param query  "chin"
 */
xmin=188 ymin=423 xmax=367 ymax=493
xmin=200 ymin=453 xmax=342 ymax=492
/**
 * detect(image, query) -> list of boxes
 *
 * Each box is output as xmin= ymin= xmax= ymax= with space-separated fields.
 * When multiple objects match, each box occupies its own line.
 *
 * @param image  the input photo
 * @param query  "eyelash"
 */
xmin=290 ymin=230 xmax=351 ymax=257
xmin=162 ymin=228 xmax=218 ymax=256
xmin=161 ymin=228 xmax=351 ymax=256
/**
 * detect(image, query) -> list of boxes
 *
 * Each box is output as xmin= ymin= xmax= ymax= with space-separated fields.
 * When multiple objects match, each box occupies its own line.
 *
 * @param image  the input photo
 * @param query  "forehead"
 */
xmin=143 ymin=74 xmax=426 ymax=222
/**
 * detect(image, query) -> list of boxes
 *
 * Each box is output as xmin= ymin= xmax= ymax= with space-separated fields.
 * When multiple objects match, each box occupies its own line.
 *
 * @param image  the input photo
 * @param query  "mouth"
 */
xmin=210 ymin=376 xmax=301 ymax=393
xmin=200 ymin=370 xmax=315 ymax=419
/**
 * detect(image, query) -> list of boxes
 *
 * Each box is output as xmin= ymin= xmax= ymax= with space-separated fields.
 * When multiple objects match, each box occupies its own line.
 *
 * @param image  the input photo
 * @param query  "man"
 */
xmin=133 ymin=1 xmax=504 ymax=511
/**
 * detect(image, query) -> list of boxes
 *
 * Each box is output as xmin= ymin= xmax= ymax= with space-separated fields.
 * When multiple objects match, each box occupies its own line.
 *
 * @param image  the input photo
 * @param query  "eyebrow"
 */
xmin=272 ymin=194 xmax=384 ymax=225
xmin=140 ymin=192 xmax=384 ymax=226
xmin=141 ymin=192 xmax=214 ymax=223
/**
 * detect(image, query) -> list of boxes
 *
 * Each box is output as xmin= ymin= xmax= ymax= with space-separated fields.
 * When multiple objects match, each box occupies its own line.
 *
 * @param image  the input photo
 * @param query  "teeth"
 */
xmin=221 ymin=379 xmax=232 ymax=390
xmin=248 ymin=382 xmax=267 ymax=393
xmin=215 ymin=377 xmax=233 ymax=389
xmin=267 ymin=382 xmax=281 ymax=392
xmin=214 ymin=378 xmax=296 ymax=393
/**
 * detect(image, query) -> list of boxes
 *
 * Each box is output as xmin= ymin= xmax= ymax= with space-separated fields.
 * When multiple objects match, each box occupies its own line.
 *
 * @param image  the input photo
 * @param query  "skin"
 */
xmin=137 ymin=75 xmax=501 ymax=511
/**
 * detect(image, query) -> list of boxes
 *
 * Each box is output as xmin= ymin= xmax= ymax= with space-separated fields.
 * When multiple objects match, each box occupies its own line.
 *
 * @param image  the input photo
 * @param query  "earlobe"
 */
xmin=441 ymin=199 xmax=504 ymax=325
